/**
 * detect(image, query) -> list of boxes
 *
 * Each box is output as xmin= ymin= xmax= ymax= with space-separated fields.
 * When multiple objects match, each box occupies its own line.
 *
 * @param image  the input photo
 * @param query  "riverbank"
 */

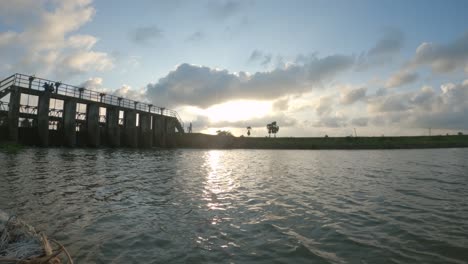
xmin=175 ymin=133 xmax=468 ymax=149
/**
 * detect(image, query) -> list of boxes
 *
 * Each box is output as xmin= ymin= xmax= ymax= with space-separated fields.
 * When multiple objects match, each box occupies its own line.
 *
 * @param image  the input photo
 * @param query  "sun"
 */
xmin=205 ymin=100 xmax=271 ymax=122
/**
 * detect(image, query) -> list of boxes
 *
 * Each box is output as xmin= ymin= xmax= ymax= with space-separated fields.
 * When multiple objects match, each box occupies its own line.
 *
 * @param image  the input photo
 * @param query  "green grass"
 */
xmin=176 ymin=134 xmax=468 ymax=149
xmin=0 ymin=141 xmax=24 ymax=153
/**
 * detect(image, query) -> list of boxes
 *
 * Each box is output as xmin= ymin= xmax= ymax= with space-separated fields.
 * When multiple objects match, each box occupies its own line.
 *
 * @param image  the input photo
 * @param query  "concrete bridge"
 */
xmin=0 ymin=73 xmax=184 ymax=147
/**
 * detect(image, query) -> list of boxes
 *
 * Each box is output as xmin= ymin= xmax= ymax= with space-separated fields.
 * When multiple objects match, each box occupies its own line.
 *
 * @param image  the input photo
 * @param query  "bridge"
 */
xmin=0 ymin=73 xmax=184 ymax=147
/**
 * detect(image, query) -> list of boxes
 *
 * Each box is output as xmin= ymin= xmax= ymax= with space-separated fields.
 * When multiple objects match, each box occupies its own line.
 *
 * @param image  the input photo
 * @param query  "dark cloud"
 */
xmin=385 ymin=70 xmax=419 ymax=88
xmin=340 ymin=87 xmax=367 ymax=105
xmin=410 ymin=32 xmax=468 ymax=73
xmin=146 ymin=54 xmax=354 ymax=108
xmin=130 ymin=25 xmax=163 ymax=44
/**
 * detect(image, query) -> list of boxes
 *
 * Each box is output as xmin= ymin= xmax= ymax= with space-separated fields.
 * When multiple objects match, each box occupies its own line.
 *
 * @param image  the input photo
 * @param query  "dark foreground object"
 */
xmin=175 ymin=133 xmax=468 ymax=149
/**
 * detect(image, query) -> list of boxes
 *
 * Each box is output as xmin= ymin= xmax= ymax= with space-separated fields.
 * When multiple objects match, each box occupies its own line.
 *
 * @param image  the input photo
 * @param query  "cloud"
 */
xmin=385 ymin=70 xmax=419 ymax=88
xmin=146 ymin=54 xmax=354 ymax=108
xmin=80 ymin=77 xmax=107 ymax=92
xmin=368 ymin=93 xmax=411 ymax=113
xmin=186 ymin=31 xmax=204 ymax=42
xmin=368 ymin=29 xmax=404 ymax=57
xmin=0 ymin=0 xmax=113 ymax=78
xmin=248 ymin=50 xmax=272 ymax=67
xmin=340 ymin=87 xmax=367 ymax=105
xmin=207 ymin=113 xmax=297 ymax=129
xmin=315 ymin=95 xmax=334 ymax=116
xmin=272 ymin=97 xmax=289 ymax=111
xmin=409 ymin=32 xmax=468 ymax=73
xmin=80 ymin=76 xmax=147 ymax=103
xmin=356 ymin=29 xmax=404 ymax=70
xmin=130 ymin=25 xmax=163 ymax=44
xmin=365 ymin=80 xmax=468 ymax=129
xmin=313 ymin=115 xmax=347 ymax=128
xmin=208 ymin=0 xmax=243 ymax=20
xmin=351 ymin=117 xmax=369 ymax=127
xmin=112 ymin=85 xmax=147 ymax=102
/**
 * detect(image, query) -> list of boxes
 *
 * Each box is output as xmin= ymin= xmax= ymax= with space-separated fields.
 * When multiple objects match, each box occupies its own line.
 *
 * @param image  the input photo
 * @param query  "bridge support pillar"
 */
xmin=153 ymin=115 xmax=166 ymax=147
xmin=7 ymin=87 xmax=21 ymax=142
xmin=106 ymin=107 xmax=120 ymax=147
xmin=139 ymin=113 xmax=152 ymax=147
xmin=37 ymin=90 xmax=51 ymax=147
xmin=124 ymin=110 xmax=137 ymax=147
xmin=63 ymin=100 xmax=77 ymax=147
xmin=166 ymin=117 xmax=176 ymax=147
xmin=86 ymin=104 xmax=100 ymax=147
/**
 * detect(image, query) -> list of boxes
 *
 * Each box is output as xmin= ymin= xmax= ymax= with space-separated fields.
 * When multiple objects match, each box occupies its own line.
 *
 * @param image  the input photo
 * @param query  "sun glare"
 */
xmin=205 ymin=100 xmax=271 ymax=122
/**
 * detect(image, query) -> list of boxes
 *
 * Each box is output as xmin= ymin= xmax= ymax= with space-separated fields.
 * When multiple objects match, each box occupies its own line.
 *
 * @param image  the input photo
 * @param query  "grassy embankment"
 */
xmin=175 ymin=133 xmax=468 ymax=149
xmin=0 ymin=141 xmax=23 ymax=152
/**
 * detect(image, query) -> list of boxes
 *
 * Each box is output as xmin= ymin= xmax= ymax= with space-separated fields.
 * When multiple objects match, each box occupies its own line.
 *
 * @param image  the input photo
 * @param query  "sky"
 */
xmin=0 ymin=0 xmax=467 ymax=137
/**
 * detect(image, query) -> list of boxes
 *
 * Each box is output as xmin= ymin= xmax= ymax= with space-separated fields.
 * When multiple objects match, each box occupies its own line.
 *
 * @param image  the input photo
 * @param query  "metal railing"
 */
xmin=19 ymin=104 xmax=37 ymax=115
xmin=2 ymin=73 xmax=184 ymax=131
xmin=0 ymin=101 xmax=9 ymax=111
xmin=0 ymin=74 xmax=15 ymax=93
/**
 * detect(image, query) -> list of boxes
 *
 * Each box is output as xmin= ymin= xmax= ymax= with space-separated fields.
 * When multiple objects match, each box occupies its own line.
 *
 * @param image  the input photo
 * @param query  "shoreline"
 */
xmin=2 ymin=134 xmax=468 ymax=150
xmin=174 ymin=133 xmax=468 ymax=150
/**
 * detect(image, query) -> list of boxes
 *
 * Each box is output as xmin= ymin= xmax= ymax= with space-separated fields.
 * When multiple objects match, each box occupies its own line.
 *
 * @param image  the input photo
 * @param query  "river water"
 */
xmin=0 ymin=148 xmax=467 ymax=263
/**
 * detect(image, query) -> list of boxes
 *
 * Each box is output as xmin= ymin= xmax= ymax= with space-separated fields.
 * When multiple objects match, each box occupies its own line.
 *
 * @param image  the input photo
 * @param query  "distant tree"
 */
xmin=458 ymin=132 xmax=464 ymax=136
xmin=324 ymin=134 xmax=329 ymax=138
xmin=266 ymin=123 xmax=272 ymax=137
xmin=216 ymin=130 xmax=233 ymax=137
xmin=247 ymin=126 xmax=252 ymax=136
xmin=267 ymin=122 xmax=279 ymax=138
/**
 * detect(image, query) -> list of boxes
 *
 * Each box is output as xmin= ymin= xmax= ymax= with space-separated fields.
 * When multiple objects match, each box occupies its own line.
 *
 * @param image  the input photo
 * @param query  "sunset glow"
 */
xmin=205 ymin=100 xmax=271 ymax=123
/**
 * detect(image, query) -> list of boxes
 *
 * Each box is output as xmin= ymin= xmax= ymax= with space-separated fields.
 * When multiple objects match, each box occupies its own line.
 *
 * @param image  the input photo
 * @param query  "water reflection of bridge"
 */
xmin=0 ymin=74 xmax=184 ymax=147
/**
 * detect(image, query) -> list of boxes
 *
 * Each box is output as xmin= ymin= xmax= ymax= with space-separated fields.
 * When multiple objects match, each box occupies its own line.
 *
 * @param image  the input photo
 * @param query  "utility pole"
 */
xmin=354 ymin=128 xmax=357 ymax=137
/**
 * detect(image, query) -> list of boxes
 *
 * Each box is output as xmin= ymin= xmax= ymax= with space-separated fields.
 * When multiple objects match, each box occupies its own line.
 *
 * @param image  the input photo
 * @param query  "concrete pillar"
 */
xmin=37 ymin=90 xmax=51 ymax=146
xmin=153 ymin=115 xmax=166 ymax=147
xmin=7 ymin=87 xmax=21 ymax=142
xmin=139 ymin=113 xmax=152 ymax=147
xmin=124 ymin=110 xmax=137 ymax=147
xmin=166 ymin=117 xmax=176 ymax=147
xmin=86 ymin=103 xmax=100 ymax=147
xmin=63 ymin=100 xmax=77 ymax=147
xmin=106 ymin=107 xmax=120 ymax=147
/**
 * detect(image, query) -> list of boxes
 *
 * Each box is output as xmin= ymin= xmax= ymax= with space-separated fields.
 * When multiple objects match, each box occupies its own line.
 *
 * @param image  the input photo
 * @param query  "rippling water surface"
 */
xmin=1 ymin=148 xmax=468 ymax=263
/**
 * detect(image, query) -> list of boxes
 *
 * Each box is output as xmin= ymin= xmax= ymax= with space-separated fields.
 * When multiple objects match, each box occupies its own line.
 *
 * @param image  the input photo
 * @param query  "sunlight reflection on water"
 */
xmin=1 ymin=148 xmax=468 ymax=263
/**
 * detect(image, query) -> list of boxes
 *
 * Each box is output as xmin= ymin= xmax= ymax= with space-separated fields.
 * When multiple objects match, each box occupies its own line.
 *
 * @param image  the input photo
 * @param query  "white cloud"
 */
xmin=410 ymin=32 xmax=468 ymax=73
xmin=0 ymin=0 xmax=113 ymax=78
xmin=385 ymin=70 xmax=419 ymax=88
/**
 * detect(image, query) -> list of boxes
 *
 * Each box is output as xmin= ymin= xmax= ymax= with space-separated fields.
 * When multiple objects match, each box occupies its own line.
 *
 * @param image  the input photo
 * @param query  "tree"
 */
xmin=216 ymin=130 xmax=233 ymax=136
xmin=246 ymin=126 xmax=252 ymax=136
xmin=266 ymin=122 xmax=279 ymax=138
